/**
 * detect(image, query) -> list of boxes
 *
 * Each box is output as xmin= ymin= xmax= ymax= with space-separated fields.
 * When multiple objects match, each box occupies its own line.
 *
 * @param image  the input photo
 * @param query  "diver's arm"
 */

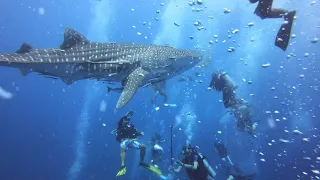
xmin=188 ymin=154 xmax=199 ymax=170
xmin=183 ymin=161 xmax=198 ymax=170
xmin=208 ymin=78 xmax=215 ymax=89
xmin=173 ymin=165 xmax=183 ymax=173
xmin=160 ymin=140 xmax=167 ymax=143
xmin=133 ymin=126 xmax=144 ymax=136
xmin=178 ymin=160 xmax=198 ymax=170
xmin=134 ymin=130 xmax=143 ymax=136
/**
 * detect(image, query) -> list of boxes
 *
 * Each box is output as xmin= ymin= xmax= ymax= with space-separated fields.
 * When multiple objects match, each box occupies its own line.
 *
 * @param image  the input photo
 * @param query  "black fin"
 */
xmin=61 ymin=78 xmax=75 ymax=85
xmin=60 ymin=28 xmax=89 ymax=49
xmin=19 ymin=68 xmax=31 ymax=76
xmin=16 ymin=43 xmax=33 ymax=53
xmin=275 ymin=23 xmax=292 ymax=51
xmin=275 ymin=11 xmax=296 ymax=51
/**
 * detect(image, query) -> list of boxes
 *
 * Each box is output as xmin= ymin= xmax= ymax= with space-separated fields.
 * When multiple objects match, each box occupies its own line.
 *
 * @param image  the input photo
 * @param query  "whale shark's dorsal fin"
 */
xmin=16 ymin=43 xmax=33 ymax=53
xmin=60 ymin=28 xmax=89 ymax=49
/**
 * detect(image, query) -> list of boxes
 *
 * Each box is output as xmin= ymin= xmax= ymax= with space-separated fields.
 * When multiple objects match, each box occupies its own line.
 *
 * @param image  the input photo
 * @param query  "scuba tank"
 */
xmin=220 ymin=72 xmax=237 ymax=91
xmin=214 ymin=140 xmax=234 ymax=166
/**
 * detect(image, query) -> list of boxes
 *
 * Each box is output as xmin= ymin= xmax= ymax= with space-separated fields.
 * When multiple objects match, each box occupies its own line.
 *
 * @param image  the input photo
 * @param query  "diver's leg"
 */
xmin=162 ymin=93 xmax=168 ymax=104
xmin=116 ymin=142 xmax=127 ymax=176
xmin=254 ymin=0 xmax=288 ymax=19
xmin=140 ymin=144 xmax=146 ymax=163
xmin=152 ymin=91 xmax=159 ymax=105
xmin=267 ymin=8 xmax=288 ymax=18
xmin=274 ymin=10 xmax=296 ymax=51
xmin=237 ymin=120 xmax=245 ymax=132
xmin=120 ymin=146 xmax=126 ymax=166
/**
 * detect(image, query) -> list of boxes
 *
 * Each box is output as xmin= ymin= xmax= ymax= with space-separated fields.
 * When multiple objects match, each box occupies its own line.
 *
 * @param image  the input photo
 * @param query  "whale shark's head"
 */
xmin=170 ymin=48 xmax=202 ymax=74
xmin=150 ymin=46 xmax=202 ymax=78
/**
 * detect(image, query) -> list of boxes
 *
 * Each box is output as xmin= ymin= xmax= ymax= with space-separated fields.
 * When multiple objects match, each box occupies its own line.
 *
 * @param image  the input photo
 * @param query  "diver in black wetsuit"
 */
xmin=249 ymin=0 xmax=296 ymax=51
xmin=209 ymin=71 xmax=257 ymax=135
xmin=209 ymin=71 xmax=238 ymax=109
xmin=115 ymin=111 xmax=147 ymax=177
xmin=170 ymin=144 xmax=216 ymax=180
xmin=214 ymin=140 xmax=256 ymax=180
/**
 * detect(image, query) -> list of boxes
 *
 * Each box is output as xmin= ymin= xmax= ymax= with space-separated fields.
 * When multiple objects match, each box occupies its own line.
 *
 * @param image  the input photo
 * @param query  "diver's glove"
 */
xmin=116 ymin=165 xmax=126 ymax=177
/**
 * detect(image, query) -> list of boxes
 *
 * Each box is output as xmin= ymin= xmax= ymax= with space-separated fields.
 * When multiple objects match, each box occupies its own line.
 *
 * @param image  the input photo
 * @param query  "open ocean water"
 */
xmin=0 ymin=0 xmax=319 ymax=180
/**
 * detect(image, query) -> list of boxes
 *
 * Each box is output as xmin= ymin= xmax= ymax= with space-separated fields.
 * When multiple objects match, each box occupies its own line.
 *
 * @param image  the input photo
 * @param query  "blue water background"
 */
xmin=0 ymin=0 xmax=319 ymax=180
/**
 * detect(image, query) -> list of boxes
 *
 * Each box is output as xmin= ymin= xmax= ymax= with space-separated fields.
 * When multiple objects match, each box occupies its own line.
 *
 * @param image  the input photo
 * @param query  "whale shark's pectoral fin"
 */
xmin=116 ymin=67 xmax=149 ymax=108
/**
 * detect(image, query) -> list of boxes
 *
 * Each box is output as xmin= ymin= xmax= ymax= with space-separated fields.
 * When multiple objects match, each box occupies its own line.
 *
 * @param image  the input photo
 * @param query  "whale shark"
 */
xmin=0 ymin=28 xmax=202 ymax=108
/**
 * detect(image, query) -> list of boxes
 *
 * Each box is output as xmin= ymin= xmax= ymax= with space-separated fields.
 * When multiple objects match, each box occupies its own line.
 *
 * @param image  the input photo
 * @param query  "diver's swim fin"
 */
xmin=116 ymin=166 xmax=126 ymax=177
xmin=275 ymin=10 xmax=296 ymax=51
xmin=139 ymin=162 xmax=163 ymax=176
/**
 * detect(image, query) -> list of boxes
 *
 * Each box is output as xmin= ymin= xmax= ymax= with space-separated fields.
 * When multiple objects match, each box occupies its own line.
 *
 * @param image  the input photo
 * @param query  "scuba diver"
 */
xmin=249 ymin=0 xmax=296 ymax=51
xmin=209 ymin=71 xmax=238 ymax=109
xmin=150 ymin=132 xmax=166 ymax=167
xmin=115 ymin=111 xmax=148 ymax=177
xmin=170 ymin=144 xmax=216 ymax=180
xmin=214 ymin=140 xmax=256 ymax=180
xmin=209 ymin=70 xmax=257 ymax=135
